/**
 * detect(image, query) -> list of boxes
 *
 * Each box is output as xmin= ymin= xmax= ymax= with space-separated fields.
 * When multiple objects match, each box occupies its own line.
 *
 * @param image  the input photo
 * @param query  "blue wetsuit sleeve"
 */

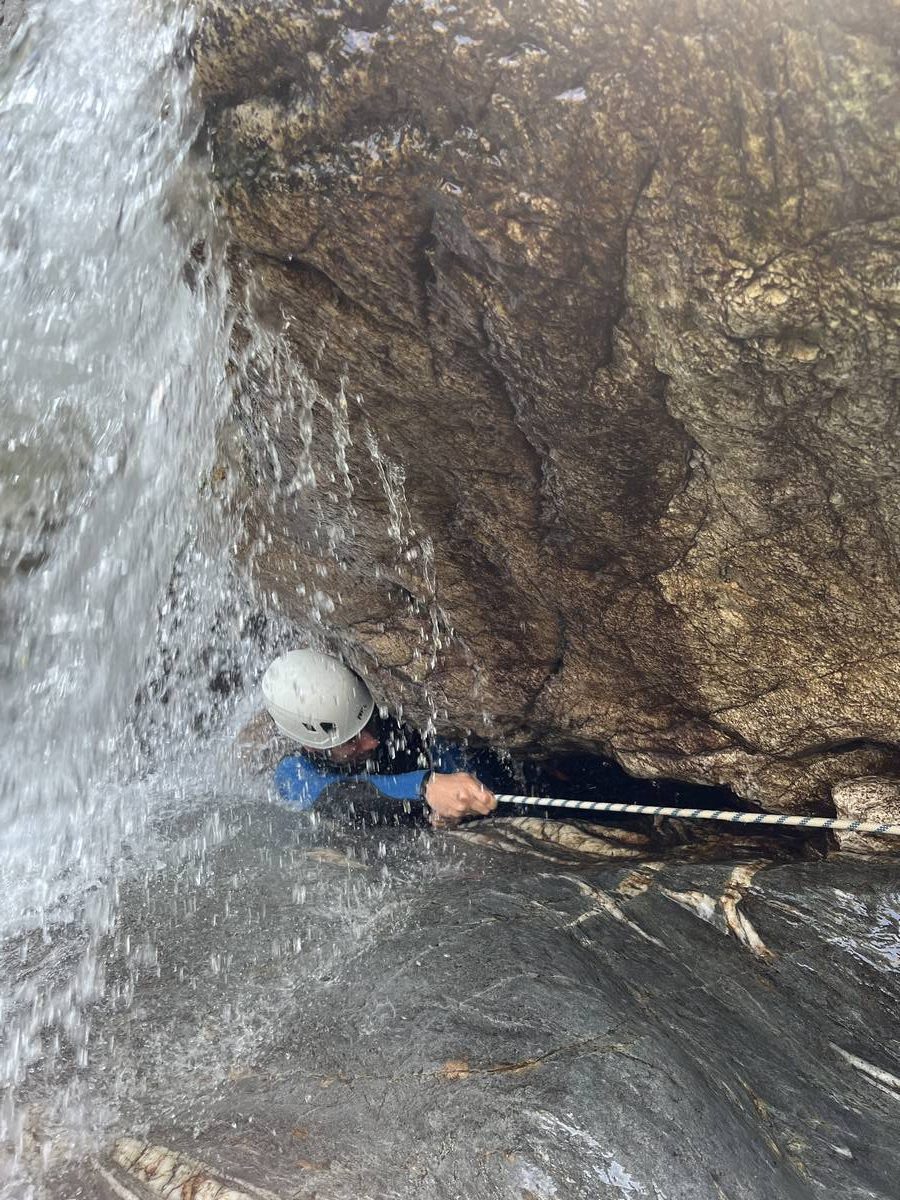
xmin=274 ymin=756 xmax=428 ymax=809
xmin=273 ymin=756 xmax=335 ymax=810
xmin=366 ymin=770 xmax=428 ymax=802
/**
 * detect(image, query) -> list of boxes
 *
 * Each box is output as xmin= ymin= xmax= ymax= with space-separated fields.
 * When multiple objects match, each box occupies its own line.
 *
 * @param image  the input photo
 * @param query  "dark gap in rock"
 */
xmin=457 ymin=740 xmax=814 ymax=843
xmin=279 ymin=254 xmax=343 ymax=302
xmin=267 ymin=75 xmax=294 ymax=107
xmin=346 ymin=0 xmax=394 ymax=33
xmin=414 ymin=227 xmax=437 ymax=294
xmin=785 ymin=736 xmax=900 ymax=763
xmin=476 ymin=748 xmax=829 ymax=854
xmin=489 ymin=747 xmax=749 ymax=815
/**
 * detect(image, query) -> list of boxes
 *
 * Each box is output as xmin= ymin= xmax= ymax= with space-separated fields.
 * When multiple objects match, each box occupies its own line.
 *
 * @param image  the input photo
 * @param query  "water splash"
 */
xmin=362 ymin=421 xmax=458 ymax=730
xmin=0 ymin=0 xmax=493 ymax=1189
xmin=0 ymin=0 xmax=234 ymax=1176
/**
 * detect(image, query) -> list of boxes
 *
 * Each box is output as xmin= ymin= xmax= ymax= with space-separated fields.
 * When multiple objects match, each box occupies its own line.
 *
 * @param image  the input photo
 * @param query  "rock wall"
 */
xmin=198 ymin=0 xmax=900 ymax=811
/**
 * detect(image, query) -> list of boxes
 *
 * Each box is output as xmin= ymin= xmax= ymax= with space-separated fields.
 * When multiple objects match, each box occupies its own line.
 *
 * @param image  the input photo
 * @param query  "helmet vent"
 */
xmin=320 ymin=722 xmax=336 ymax=734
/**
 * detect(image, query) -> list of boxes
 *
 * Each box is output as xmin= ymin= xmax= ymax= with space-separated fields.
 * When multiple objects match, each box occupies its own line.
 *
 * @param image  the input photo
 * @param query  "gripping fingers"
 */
xmin=426 ymin=773 xmax=496 ymax=822
xmin=463 ymin=784 xmax=496 ymax=815
xmin=472 ymin=791 xmax=496 ymax=815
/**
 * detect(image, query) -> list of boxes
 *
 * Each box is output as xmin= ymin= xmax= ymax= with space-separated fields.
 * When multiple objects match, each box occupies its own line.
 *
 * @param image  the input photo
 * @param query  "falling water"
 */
xmin=0 ymin=0 xmax=570 ymax=1190
xmin=0 ymin=0 xmax=236 ymax=1182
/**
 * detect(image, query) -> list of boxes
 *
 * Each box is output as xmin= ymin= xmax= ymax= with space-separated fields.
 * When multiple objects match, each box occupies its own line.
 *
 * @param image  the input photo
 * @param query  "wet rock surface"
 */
xmin=39 ymin=797 xmax=900 ymax=1200
xmin=0 ymin=0 xmax=24 ymax=48
xmin=198 ymin=0 xmax=900 ymax=812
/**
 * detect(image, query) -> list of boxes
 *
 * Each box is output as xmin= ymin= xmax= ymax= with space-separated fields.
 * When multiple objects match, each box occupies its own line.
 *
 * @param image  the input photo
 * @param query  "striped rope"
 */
xmin=492 ymin=794 xmax=900 ymax=838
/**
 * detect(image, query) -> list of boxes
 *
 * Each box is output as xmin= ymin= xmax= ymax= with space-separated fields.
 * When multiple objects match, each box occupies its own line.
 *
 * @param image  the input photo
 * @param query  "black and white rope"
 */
xmin=493 ymin=794 xmax=900 ymax=838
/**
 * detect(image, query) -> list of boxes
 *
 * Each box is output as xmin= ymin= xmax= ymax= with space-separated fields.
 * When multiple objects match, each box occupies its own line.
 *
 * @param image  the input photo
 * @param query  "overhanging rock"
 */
xmin=198 ymin=0 xmax=900 ymax=811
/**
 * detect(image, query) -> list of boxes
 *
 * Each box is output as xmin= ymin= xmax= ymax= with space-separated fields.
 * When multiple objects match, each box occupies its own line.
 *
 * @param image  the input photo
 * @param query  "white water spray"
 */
xmin=0 ymin=0 xmax=234 ymax=1175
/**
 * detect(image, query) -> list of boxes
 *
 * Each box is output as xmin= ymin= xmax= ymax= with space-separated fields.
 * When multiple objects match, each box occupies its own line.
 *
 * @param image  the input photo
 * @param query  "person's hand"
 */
xmin=425 ymin=772 xmax=497 ymax=826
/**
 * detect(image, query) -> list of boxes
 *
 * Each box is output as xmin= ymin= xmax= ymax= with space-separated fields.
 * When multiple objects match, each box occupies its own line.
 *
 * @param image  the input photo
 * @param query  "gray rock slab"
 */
xmin=0 ymin=0 xmax=24 ymax=50
xmin=28 ymin=799 xmax=899 ymax=1200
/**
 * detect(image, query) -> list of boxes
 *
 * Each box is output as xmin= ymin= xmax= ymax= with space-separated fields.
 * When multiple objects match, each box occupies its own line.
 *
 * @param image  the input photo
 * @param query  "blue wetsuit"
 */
xmin=273 ymin=728 xmax=515 ymax=813
xmin=273 ymin=753 xmax=430 ymax=810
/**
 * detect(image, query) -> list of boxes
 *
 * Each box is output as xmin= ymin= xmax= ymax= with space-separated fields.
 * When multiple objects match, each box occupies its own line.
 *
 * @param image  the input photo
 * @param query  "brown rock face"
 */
xmin=832 ymin=776 xmax=900 ymax=853
xmin=198 ymin=0 xmax=900 ymax=810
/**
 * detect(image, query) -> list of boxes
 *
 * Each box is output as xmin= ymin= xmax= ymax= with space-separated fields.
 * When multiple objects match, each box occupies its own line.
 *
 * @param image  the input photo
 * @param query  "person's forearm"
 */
xmin=274 ymin=757 xmax=331 ymax=809
xmin=274 ymin=759 xmax=430 ymax=809
xmin=365 ymin=769 xmax=429 ymax=803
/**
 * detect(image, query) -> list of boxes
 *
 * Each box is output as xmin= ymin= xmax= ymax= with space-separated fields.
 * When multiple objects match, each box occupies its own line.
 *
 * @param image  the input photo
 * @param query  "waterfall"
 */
xmin=0 ymin=0 xmax=234 ymax=1174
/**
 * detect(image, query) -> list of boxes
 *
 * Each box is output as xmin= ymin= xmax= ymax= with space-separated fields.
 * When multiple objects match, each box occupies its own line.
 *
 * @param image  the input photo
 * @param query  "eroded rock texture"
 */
xmin=198 ymin=0 xmax=900 ymax=811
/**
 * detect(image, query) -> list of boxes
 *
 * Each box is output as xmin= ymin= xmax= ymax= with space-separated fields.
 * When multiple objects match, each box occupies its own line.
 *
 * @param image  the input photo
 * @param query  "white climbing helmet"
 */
xmin=262 ymin=648 xmax=375 ymax=750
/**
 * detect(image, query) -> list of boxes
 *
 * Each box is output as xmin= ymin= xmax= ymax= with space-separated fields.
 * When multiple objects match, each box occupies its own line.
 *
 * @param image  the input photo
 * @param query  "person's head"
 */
xmin=262 ymin=648 xmax=378 ymax=764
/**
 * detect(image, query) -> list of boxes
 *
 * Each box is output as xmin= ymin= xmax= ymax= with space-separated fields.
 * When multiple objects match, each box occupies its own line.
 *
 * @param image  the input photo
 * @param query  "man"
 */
xmin=262 ymin=648 xmax=498 ymax=826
